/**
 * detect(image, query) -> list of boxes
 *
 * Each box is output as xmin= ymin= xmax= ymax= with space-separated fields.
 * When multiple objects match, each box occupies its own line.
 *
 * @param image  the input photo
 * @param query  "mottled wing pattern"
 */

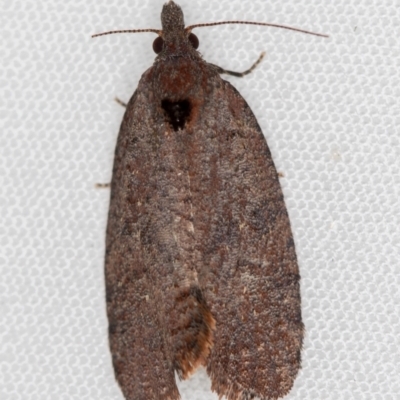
xmin=194 ymin=78 xmax=304 ymax=400
xmin=105 ymin=86 xmax=181 ymax=400
xmin=105 ymin=56 xmax=302 ymax=400
xmin=105 ymin=64 xmax=216 ymax=400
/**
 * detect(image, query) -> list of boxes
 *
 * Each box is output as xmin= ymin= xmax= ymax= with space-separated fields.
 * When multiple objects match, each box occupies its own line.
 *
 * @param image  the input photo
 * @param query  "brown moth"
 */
xmin=98 ymin=1 xmax=325 ymax=399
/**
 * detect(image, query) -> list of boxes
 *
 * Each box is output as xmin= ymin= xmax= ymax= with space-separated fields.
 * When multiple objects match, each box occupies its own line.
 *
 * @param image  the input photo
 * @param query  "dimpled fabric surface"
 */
xmin=1 ymin=0 xmax=399 ymax=399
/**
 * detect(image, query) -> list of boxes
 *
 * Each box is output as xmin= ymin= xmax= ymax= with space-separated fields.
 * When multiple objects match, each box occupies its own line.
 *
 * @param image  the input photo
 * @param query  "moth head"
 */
xmin=153 ymin=1 xmax=199 ymax=55
xmin=92 ymin=0 xmax=327 ymax=56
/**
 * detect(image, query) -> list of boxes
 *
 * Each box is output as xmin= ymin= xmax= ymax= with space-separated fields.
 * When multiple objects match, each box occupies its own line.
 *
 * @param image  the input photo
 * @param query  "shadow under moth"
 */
xmin=94 ymin=1 xmax=327 ymax=399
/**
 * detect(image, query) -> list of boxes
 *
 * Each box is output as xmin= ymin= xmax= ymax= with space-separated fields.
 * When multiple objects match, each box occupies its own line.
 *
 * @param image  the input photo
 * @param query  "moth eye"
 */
xmin=153 ymin=36 xmax=164 ymax=54
xmin=188 ymin=33 xmax=199 ymax=49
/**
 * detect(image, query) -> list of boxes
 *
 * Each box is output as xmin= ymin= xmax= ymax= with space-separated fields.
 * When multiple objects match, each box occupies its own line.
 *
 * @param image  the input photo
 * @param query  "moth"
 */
xmin=95 ymin=1 xmax=326 ymax=399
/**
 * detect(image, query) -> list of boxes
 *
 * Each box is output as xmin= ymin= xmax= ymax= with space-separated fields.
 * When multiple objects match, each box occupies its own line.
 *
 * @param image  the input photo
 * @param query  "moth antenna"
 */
xmin=92 ymin=29 xmax=161 ymax=38
xmin=185 ymin=21 xmax=328 ymax=38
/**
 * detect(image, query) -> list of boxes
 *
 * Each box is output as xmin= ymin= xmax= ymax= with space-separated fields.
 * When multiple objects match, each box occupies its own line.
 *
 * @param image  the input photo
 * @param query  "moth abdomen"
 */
xmin=169 ymin=285 xmax=215 ymax=379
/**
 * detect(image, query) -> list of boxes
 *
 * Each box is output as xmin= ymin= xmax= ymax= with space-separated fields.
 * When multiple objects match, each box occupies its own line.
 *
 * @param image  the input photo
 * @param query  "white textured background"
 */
xmin=1 ymin=0 xmax=400 ymax=399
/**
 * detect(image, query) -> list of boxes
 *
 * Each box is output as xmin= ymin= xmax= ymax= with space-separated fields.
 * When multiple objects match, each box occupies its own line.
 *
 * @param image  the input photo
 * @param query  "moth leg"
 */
xmin=211 ymin=52 xmax=265 ymax=77
xmin=95 ymin=183 xmax=110 ymax=188
xmin=114 ymin=97 xmax=127 ymax=108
